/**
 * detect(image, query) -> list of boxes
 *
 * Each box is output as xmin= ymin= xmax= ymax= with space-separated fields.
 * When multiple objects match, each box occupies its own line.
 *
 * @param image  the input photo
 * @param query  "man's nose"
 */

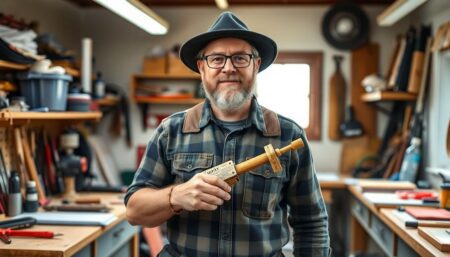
xmin=222 ymin=57 xmax=236 ymax=72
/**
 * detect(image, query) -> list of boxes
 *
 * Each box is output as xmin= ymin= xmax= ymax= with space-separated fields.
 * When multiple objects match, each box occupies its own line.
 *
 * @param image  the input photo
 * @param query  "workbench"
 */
xmin=348 ymin=183 xmax=450 ymax=257
xmin=0 ymin=193 xmax=138 ymax=257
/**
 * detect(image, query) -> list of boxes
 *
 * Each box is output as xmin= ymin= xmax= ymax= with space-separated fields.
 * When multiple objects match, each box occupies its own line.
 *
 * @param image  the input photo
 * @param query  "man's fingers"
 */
xmin=199 ymin=173 xmax=232 ymax=193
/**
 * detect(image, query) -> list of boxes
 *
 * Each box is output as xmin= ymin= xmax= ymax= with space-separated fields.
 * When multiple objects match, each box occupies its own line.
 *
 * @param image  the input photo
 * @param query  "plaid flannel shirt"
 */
xmin=125 ymin=97 xmax=330 ymax=257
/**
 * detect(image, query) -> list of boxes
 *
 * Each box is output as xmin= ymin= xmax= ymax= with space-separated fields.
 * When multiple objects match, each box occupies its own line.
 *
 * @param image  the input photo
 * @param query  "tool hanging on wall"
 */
xmin=203 ymin=139 xmax=304 ymax=186
xmin=340 ymin=78 xmax=363 ymax=138
xmin=328 ymin=55 xmax=346 ymax=141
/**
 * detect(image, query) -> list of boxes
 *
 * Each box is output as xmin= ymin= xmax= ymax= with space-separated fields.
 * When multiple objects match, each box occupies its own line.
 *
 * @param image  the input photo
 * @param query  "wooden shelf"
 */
xmin=133 ymin=73 xmax=201 ymax=80
xmin=134 ymin=96 xmax=203 ymax=105
xmin=361 ymin=91 xmax=418 ymax=102
xmin=97 ymin=98 xmax=119 ymax=106
xmin=0 ymin=60 xmax=30 ymax=71
xmin=0 ymin=111 xmax=102 ymax=123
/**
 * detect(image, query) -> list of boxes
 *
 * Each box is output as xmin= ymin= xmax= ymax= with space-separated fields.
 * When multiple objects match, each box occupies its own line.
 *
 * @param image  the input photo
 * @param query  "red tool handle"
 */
xmin=7 ymin=229 xmax=55 ymax=239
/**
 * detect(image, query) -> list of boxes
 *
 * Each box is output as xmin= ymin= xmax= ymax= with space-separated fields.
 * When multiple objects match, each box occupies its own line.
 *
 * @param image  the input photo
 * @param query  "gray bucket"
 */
xmin=17 ymin=72 xmax=72 ymax=111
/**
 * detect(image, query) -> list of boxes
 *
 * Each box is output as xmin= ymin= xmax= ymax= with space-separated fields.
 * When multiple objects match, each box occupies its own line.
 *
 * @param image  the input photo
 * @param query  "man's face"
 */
xmin=197 ymin=38 xmax=261 ymax=112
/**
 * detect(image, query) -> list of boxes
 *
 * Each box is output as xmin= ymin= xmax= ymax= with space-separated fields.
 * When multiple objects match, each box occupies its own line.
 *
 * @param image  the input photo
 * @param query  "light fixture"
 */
xmin=93 ymin=0 xmax=169 ymax=35
xmin=215 ymin=0 xmax=229 ymax=10
xmin=377 ymin=0 xmax=428 ymax=26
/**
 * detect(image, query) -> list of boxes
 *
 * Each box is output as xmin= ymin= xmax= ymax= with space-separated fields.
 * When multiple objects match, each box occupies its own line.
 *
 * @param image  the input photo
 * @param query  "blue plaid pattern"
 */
xmin=125 ymin=97 xmax=330 ymax=257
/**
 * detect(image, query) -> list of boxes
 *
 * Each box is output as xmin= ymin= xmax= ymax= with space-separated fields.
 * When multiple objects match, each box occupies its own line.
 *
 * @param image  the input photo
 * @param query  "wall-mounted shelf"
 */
xmin=361 ymin=91 xmax=418 ymax=102
xmin=134 ymin=96 xmax=203 ymax=105
xmin=97 ymin=98 xmax=119 ymax=107
xmin=0 ymin=111 xmax=102 ymax=125
xmin=0 ymin=60 xmax=29 ymax=71
xmin=130 ymin=73 xmax=203 ymax=131
xmin=130 ymin=73 xmax=203 ymax=105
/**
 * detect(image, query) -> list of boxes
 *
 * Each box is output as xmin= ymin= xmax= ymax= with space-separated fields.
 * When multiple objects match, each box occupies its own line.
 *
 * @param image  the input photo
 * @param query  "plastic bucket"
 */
xmin=17 ymin=72 xmax=72 ymax=111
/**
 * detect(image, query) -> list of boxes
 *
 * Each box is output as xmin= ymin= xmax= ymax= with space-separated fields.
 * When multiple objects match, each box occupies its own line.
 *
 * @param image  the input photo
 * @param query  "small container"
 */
xmin=7 ymin=170 xmax=22 ymax=216
xmin=67 ymin=93 xmax=91 ymax=112
xmin=440 ymin=183 xmax=450 ymax=209
xmin=24 ymin=180 xmax=39 ymax=212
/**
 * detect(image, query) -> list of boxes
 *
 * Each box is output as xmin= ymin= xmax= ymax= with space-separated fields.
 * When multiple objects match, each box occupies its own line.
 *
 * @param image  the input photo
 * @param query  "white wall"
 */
xmin=1 ymin=1 xmax=412 ymax=173
xmin=81 ymin=6 xmax=409 ymax=172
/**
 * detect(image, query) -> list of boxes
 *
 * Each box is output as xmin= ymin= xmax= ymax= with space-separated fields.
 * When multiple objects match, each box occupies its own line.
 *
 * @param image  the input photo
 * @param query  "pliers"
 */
xmin=0 ymin=228 xmax=62 ymax=244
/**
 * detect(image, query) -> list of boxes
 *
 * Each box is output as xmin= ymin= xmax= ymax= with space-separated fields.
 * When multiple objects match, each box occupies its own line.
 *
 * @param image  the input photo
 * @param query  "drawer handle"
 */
xmin=355 ymin=204 xmax=363 ymax=214
xmin=374 ymin=225 xmax=386 ymax=241
xmin=113 ymin=227 xmax=125 ymax=238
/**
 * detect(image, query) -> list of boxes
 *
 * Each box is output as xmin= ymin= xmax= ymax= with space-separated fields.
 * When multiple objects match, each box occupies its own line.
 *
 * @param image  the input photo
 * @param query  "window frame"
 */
xmin=270 ymin=51 xmax=323 ymax=140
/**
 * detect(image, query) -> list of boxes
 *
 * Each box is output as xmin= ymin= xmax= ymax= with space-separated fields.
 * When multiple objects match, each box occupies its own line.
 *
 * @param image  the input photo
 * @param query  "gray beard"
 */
xmin=204 ymin=82 xmax=256 ymax=113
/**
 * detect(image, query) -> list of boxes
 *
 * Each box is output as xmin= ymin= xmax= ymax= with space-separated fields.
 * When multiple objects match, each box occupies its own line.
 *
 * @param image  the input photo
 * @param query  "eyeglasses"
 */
xmin=201 ymin=54 xmax=254 ymax=69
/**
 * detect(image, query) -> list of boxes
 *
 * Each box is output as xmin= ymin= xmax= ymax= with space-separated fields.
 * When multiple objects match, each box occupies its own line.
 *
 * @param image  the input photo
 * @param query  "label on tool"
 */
xmin=202 ymin=160 xmax=237 ymax=180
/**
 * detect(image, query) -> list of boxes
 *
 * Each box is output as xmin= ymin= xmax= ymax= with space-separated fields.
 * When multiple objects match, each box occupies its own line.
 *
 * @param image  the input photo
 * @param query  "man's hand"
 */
xmin=170 ymin=173 xmax=232 ymax=212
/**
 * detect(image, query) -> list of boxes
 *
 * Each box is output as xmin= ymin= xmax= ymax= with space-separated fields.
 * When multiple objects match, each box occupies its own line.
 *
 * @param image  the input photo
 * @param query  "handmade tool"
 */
xmin=57 ymin=130 xmax=87 ymax=198
xmin=0 ymin=228 xmax=62 ymax=244
xmin=202 ymin=139 xmax=304 ymax=186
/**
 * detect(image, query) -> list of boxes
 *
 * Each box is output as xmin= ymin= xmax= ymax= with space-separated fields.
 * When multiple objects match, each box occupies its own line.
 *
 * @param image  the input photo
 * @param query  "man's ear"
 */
xmin=197 ymin=60 xmax=204 ymax=73
xmin=254 ymin=57 xmax=262 ymax=72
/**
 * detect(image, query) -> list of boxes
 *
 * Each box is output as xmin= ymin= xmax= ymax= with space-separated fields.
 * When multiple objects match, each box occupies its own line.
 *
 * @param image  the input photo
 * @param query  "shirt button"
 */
xmin=222 ymin=233 xmax=231 ymax=240
xmin=187 ymin=164 xmax=192 ymax=169
xmin=264 ymin=170 xmax=270 ymax=176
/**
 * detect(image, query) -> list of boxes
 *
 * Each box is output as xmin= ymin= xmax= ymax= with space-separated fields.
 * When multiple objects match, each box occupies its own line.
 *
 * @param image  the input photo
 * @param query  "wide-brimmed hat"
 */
xmin=180 ymin=12 xmax=277 ymax=73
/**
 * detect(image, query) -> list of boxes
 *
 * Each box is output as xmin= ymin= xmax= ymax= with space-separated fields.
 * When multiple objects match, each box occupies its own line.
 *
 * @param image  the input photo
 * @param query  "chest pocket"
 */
xmin=242 ymin=162 xmax=286 ymax=220
xmin=172 ymin=153 xmax=214 ymax=182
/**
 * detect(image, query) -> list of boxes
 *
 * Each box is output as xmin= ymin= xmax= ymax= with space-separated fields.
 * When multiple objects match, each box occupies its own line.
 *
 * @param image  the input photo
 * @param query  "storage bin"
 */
xmin=143 ymin=56 xmax=166 ymax=76
xmin=67 ymin=93 xmax=91 ymax=112
xmin=17 ymin=72 xmax=72 ymax=111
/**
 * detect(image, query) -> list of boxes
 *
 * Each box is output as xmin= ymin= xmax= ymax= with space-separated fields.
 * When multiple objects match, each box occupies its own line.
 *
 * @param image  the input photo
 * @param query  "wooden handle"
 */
xmin=20 ymin=128 xmax=47 ymax=204
xmin=235 ymin=139 xmax=304 ymax=175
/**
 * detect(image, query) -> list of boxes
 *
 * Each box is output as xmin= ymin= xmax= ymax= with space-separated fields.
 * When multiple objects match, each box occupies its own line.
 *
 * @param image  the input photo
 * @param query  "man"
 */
xmin=125 ymin=12 xmax=330 ymax=257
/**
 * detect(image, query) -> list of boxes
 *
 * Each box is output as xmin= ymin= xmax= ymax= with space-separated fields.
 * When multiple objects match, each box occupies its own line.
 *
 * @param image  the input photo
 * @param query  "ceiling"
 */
xmin=66 ymin=0 xmax=394 ymax=8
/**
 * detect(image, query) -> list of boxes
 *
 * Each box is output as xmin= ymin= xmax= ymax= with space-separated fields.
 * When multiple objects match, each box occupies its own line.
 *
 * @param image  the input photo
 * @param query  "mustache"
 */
xmin=217 ymin=76 xmax=241 ymax=83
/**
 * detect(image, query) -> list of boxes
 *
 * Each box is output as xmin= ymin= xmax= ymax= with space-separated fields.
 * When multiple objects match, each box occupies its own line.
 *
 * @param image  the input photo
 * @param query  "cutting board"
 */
xmin=328 ymin=55 xmax=346 ymax=140
xmin=351 ymin=43 xmax=378 ymax=137
xmin=418 ymin=227 xmax=450 ymax=252
xmin=339 ymin=135 xmax=379 ymax=175
xmin=405 ymin=207 xmax=450 ymax=221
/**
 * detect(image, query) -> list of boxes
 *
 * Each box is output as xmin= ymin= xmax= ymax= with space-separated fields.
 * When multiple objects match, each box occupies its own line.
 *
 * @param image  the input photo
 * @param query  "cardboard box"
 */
xmin=167 ymin=54 xmax=197 ymax=76
xmin=143 ymin=56 xmax=166 ymax=75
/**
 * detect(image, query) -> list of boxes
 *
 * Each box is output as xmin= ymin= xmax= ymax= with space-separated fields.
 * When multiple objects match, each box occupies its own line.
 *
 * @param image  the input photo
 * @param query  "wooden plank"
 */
xmin=340 ymin=136 xmax=380 ymax=175
xmin=361 ymin=91 xmax=417 ymax=102
xmin=418 ymin=227 xmax=450 ymax=251
xmin=351 ymin=215 xmax=368 ymax=252
xmin=328 ymin=55 xmax=346 ymax=140
xmin=351 ymin=43 xmax=379 ymax=137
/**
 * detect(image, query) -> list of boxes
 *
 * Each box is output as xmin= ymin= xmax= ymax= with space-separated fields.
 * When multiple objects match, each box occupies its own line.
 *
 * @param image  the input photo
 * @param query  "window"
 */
xmin=257 ymin=52 xmax=322 ymax=140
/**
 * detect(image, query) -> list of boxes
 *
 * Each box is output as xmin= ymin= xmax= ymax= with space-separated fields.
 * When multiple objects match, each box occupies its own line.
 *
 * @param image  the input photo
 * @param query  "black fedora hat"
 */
xmin=180 ymin=12 xmax=277 ymax=73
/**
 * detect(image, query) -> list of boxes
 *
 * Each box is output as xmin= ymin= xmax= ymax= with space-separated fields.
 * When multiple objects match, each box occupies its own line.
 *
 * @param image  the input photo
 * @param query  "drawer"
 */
xmin=97 ymin=220 xmax=138 ymax=257
xmin=351 ymin=198 xmax=369 ymax=226
xmin=397 ymin=237 xmax=420 ymax=257
xmin=110 ymin=241 xmax=132 ymax=257
xmin=371 ymin=215 xmax=394 ymax=256
xmin=73 ymin=243 xmax=92 ymax=257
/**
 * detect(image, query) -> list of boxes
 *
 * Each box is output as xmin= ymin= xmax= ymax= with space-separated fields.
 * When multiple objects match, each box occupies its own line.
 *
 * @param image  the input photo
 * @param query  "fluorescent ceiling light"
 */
xmin=215 ymin=0 xmax=229 ymax=10
xmin=377 ymin=0 xmax=427 ymax=26
xmin=93 ymin=0 xmax=169 ymax=35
